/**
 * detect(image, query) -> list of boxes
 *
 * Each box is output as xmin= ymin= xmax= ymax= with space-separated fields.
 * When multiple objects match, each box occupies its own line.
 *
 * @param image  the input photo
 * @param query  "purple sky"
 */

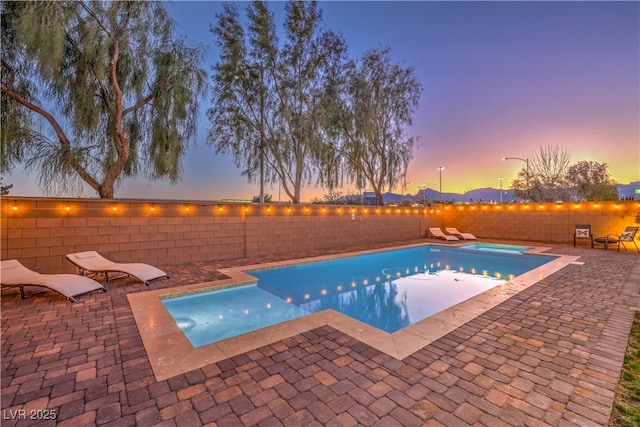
xmin=8 ymin=1 xmax=639 ymax=201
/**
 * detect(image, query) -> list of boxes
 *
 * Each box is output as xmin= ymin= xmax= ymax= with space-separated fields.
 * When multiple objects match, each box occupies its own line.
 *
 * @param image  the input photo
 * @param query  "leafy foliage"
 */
xmin=0 ymin=177 xmax=12 ymax=195
xmin=1 ymin=1 xmax=207 ymax=198
xmin=508 ymin=145 xmax=618 ymax=202
xmin=566 ymin=160 xmax=618 ymax=201
xmin=251 ymin=193 xmax=272 ymax=203
xmin=209 ymin=1 xmax=422 ymax=205
xmin=208 ymin=0 xmax=349 ymax=204
xmin=610 ymin=313 xmax=640 ymax=427
xmin=325 ymin=47 xmax=422 ymax=206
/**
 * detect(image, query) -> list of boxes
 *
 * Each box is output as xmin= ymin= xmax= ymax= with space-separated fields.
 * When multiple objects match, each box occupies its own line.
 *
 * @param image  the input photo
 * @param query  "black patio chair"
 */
xmin=573 ymin=224 xmax=594 ymax=248
xmin=594 ymin=226 xmax=639 ymax=252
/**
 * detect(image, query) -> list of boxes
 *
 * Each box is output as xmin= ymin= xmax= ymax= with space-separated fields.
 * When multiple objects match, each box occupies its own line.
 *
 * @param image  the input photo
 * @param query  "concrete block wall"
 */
xmin=437 ymin=201 xmax=639 ymax=243
xmin=1 ymin=198 xmax=430 ymax=273
xmin=1 ymin=197 xmax=637 ymax=274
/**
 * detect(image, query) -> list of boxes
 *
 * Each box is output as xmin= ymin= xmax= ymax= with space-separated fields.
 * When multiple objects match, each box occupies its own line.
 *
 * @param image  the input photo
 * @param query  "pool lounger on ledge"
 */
xmin=445 ymin=227 xmax=477 ymax=240
xmin=429 ymin=227 xmax=459 ymax=241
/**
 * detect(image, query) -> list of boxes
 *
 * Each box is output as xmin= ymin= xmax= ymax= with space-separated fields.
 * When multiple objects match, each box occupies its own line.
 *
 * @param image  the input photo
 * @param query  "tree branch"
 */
xmin=0 ymin=83 xmax=101 ymax=192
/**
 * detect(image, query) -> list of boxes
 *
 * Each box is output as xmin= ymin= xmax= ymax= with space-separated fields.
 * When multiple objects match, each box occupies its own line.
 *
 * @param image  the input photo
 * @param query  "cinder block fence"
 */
xmin=1 ymin=197 xmax=637 ymax=273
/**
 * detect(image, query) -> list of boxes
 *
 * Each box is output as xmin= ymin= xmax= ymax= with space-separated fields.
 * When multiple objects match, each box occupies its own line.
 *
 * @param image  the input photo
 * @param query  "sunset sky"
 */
xmin=7 ymin=1 xmax=639 ymax=201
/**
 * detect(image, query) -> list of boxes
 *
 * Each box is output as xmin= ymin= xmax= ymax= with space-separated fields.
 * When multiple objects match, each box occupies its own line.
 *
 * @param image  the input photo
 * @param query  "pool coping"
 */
xmin=127 ymin=242 xmax=580 ymax=381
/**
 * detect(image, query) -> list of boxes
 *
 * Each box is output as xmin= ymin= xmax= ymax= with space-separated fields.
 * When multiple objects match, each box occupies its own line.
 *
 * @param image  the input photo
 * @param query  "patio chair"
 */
xmin=594 ymin=226 xmax=639 ymax=252
xmin=428 ymin=227 xmax=460 ymax=241
xmin=1 ymin=259 xmax=105 ymax=302
xmin=65 ymin=251 xmax=169 ymax=286
xmin=573 ymin=224 xmax=594 ymax=248
xmin=445 ymin=227 xmax=477 ymax=240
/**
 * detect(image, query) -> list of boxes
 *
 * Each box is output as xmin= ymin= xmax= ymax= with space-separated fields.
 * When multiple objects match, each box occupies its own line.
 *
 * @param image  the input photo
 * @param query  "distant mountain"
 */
xmin=380 ymin=181 xmax=639 ymax=204
xmin=382 ymin=187 xmax=515 ymax=204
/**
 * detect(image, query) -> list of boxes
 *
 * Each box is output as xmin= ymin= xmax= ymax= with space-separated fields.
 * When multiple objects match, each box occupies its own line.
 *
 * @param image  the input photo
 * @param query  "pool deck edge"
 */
xmin=128 ymin=244 xmax=579 ymax=381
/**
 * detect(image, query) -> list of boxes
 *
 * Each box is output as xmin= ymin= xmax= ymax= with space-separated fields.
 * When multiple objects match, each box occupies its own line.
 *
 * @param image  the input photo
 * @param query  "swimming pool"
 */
xmin=163 ymin=245 xmax=555 ymax=347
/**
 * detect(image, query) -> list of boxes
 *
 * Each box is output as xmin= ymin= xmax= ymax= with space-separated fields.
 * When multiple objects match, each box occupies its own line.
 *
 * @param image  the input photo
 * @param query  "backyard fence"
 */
xmin=1 ymin=197 xmax=637 ymax=273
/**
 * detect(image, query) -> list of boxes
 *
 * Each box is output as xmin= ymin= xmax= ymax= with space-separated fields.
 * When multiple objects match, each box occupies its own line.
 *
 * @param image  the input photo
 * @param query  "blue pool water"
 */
xmin=163 ymin=245 xmax=554 ymax=347
xmin=460 ymin=243 xmax=531 ymax=253
xmin=163 ymin=285 xmax=309 ymax=346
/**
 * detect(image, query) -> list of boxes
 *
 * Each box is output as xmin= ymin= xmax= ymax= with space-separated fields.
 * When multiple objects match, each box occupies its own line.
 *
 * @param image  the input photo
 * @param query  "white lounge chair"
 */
xmin=1 ymin=259 xmax=105 ymax=302
xmin=429 ymin=228 xmax=459 ymax=241
xmin=65 ymin=251 xmax=168 ymax=286
xmin=445 ymin=227 xmax=477 ymax=240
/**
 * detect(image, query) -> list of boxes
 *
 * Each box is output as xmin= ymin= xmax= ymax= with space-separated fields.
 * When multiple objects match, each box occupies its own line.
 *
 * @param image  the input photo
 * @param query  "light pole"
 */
xmin=401 ymin=177 xmax=412 ymax=196
xmin=419 ymin=183 xmax=428 ymax=206
xmin=437 ymin=166 xmax=445 ymax=203
xmin=502 ymin=157 xmax=529 ymax=201
xmin=498 ymin=177 xmax=504 ymax=204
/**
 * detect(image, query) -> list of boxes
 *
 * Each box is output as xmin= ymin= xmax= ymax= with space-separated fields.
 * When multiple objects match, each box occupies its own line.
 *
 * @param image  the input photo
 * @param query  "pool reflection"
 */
xmin=300 ymin=280 xmax=411 ymax=334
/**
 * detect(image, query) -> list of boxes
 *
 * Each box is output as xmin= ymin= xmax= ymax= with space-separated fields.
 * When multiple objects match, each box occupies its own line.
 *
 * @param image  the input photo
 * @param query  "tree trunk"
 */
xmin=98 ymin=182 xmax=115 ymax=199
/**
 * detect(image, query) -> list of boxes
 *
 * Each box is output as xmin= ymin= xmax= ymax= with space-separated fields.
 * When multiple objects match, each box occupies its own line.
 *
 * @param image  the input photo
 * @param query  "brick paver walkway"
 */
xmin=1 ymin=241 xmax=639 ymax=426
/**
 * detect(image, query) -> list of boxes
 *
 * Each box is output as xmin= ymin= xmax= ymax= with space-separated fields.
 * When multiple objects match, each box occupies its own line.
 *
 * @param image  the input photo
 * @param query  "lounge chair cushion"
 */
xmin=429 ymin=228 xmax=459 ymax=241
xmin=575 ymin=228 xmax=590 ymax=238
xmin=445 ymin=227 xmax=477 ymax=240
xmin=620 ymin=231 xmax=634 ymax=241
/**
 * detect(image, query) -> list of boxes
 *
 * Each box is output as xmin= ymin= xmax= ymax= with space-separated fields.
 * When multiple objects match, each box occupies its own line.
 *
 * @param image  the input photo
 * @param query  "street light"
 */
xmin=401 ymin=177 xmax=412 ymax=196
xmin=437 ymin=166 xmax=445 ymax=203
xmin=237 ymin=64 xmax=266 ymax=204
xmin=502 ymin=157 xmax=529 ymax=201
xmin=498 ymin=177 xmax=504 ymax=204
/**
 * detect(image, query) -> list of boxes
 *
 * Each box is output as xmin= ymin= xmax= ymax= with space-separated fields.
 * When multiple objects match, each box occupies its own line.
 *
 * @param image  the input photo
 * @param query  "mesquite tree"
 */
xmin=326 ymin=48 xmax=422 ymax=205
xmin=566 ymin=160 xmax=618 ymax=201
xmin=510 ymin=145 xmax=573 ymax=202
xmin=208 ymin=0 xmax=349 ymax=204
xmin=1 ymin=1 xmax=207 ymax=198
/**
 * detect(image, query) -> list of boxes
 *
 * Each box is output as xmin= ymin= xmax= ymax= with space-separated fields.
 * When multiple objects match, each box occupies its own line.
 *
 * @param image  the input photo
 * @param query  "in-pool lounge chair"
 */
xmin=1 ymin=259 xmax=105 ymax=302
xmin=445 ymin=227 xmax=477 ymax=240
xmin=594 ymin=226 xmax=639 ymax=252
xmin=573 ymin=224 xmax=594 ymax=248
xmin=429 ymin=227 xmax=459 ymax=241
xmin=65 ymin=251 xmax=168 ymax=286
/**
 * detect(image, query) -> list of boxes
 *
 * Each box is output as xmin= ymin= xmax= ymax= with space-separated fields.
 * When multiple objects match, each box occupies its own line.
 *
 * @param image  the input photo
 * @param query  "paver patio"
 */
xmin=1 ymin=240 xmax=639 ymax=426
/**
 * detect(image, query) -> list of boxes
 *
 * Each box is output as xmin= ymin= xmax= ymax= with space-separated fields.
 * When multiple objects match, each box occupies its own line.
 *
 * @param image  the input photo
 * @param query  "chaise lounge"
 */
xmin=429 ymin=227 xmax=460 ymax=241
xmin=445 ymin=227 xmax=477 ymax=240
xmin=594 ymin=226 xmax=639 ymax=252
xmin=65 ymin=251 xmax=169 ymax=286
xmin=1 ymin=259 xmax=105 ymax=302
